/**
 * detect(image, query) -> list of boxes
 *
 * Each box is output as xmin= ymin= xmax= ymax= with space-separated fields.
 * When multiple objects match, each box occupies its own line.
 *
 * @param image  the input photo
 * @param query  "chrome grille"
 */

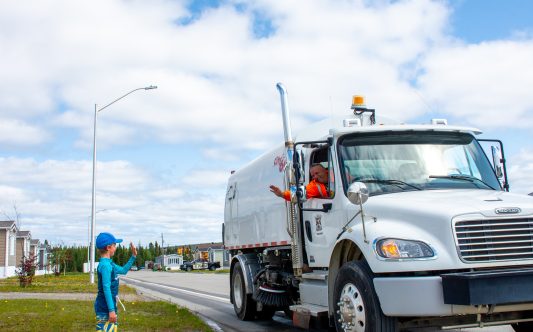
xmin=454 ymin=218 xmax=533 ymax=262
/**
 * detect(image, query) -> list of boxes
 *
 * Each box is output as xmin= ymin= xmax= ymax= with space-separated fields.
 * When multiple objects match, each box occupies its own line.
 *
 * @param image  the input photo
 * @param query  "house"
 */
xmin=193 ymin=242 xmax=218 ymax=260
xmin=37 ymin=242 xmax=52 ymax=275
xmin=30 ymin=239 xmax=51 ymax=276
xmin=208 ymin=245 xmax=229 ymax=267
xmin=30 ymin=239 xmax=39 ymax=259
xmin=16 ymin=230 xmax=32 ymax=264
xmin=192 ymin=242 xmax=230 ymax=267
xmin=155 ymin=254 xmax=183 ymax=270
xmin=0 ymin=220 xmax=19 ymax=278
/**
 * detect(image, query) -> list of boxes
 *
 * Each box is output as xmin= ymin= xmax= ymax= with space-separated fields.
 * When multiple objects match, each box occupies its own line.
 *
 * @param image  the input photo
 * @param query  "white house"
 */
xmin=156 ymin=254 xmax=183 ymax=270
xmin=30 ymin=239 xmax=39 ymax=259
xmin=208 ymin=245 xmax=229 ymax=267
xmin=37 ymin=242 xmax=52 ymax=275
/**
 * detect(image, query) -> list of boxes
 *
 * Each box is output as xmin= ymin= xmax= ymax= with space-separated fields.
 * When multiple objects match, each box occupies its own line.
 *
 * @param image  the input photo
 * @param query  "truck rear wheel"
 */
xmin=333 ymin=261 xmax=398 ymax=332
xmin=186 ymin=266 xmax=192 ymax=272
xmin=231 ymin=263 xmax=257 ymax=320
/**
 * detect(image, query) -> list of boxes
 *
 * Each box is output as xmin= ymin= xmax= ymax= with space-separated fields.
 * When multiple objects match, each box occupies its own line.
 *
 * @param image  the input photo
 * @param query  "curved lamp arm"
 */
xmin=97 ymin=85 xmax=157 ymax=113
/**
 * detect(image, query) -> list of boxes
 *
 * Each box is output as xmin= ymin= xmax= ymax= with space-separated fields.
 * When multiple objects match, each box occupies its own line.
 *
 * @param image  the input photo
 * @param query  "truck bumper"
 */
xmin=441 ymin=268 xmax=533 ymax=305
xmin=374 ymin=270 xmax=533 ymax=317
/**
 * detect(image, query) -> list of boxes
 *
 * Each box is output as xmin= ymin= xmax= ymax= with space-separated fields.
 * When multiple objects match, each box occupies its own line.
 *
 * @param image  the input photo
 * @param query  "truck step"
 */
xmin=290 ymin=303 xmax=329 ymax=317
xmin=301 ymin=270 xmax=328 ymax=281
xmin=290 ymin=303 xmax=329 ymax=330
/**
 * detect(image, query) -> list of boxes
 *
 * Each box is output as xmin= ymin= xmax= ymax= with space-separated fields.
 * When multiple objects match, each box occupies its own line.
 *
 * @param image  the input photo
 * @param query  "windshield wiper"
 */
xmin=358 ymin=179 xmax=422 ymax=191
xmin=428 ymin=174 xmax=496 ymax=190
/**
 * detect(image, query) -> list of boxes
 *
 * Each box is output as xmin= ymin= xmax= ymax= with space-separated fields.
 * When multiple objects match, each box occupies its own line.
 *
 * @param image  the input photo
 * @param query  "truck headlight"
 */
xmin=375 ymin=238 xmax=435 ymax=259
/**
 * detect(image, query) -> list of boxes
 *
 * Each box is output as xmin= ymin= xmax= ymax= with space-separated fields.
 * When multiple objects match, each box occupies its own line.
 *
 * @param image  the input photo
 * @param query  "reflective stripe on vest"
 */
xmin=315 ymin=181 xmax=327 ymax=198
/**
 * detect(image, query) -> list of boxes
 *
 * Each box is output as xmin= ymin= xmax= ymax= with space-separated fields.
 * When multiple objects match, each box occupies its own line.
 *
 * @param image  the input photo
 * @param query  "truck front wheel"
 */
xmin=231 ymin=263 xmax=257 ymax=320
xmin=333 ymin=261 xmax=398 ymax=332
xmin=512 ymin=322 xmax=533 ymax=332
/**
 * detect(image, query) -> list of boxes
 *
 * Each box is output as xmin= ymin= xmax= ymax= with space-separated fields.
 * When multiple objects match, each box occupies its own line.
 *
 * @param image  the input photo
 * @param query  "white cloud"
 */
xmin=0 ymin=185 xmax=26 ymax=203
xmin=150 ymin=188 xmax=185 ymax=200
xmin=0 ymin=157 xmax=224 ymax=245
xmin=0 ymin=119 xmax=50 ymax=146
xmin=0 ymin=0 xmax=454 ymax=153
xmin=417 ymin=40 xmax=533 ymax=128
xmin=183 ymin=169 xmax=232 ymax=187
xmin=508 ymin=149 xmax=533 ymax=195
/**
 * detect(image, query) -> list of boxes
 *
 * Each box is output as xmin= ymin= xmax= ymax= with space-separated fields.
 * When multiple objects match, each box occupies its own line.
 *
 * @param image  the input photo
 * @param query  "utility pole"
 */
xmin=161 ymin=233 xmax=164 ymax=255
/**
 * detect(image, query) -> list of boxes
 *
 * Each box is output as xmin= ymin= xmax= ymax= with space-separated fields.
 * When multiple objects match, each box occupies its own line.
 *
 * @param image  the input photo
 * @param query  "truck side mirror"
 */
xmin=491 ymin=146 xmax=503 ymax=178
xmin=478 ymin=138 xmax=509 ymax=191
xmin=297 ymin=185 xmax=307 ymax=202
xmin=347 ymin=182 xmax=369 ymax=205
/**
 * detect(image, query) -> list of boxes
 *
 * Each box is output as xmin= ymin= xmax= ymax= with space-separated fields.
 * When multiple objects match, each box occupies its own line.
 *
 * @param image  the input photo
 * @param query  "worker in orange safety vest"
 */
xmin=270 ymin=164 xmax=330 ymax=201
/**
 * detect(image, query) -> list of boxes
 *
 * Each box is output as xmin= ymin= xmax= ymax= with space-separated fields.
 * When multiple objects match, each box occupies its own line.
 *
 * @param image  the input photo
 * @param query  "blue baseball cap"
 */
xmin=96 ymin=232 xmax=123 ymax=249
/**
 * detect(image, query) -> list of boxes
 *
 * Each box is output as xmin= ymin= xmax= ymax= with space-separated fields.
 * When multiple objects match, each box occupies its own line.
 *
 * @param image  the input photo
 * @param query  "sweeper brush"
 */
xmin=253 ymin=284 xmax=292 ymax=307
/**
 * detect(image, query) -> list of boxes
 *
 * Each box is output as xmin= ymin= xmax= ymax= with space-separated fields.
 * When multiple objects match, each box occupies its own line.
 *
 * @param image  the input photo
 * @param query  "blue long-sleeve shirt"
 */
xmin=94 ymin=255 xmax=136 ymax=315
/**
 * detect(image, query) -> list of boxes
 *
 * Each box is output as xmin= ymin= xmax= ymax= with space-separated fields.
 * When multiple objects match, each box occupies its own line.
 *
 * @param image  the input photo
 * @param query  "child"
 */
xmin=94 ymin=232 xmax=137 ymax=331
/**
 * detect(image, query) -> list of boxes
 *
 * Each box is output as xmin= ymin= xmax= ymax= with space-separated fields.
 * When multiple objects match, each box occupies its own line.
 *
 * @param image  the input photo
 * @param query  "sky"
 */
xmin=0 ymin=0 xmax=532 ymax=247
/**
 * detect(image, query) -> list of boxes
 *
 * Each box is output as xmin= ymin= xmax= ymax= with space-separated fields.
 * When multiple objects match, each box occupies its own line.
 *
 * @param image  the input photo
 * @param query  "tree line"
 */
xmin=47 ymin=241 xmax=195 ymax=273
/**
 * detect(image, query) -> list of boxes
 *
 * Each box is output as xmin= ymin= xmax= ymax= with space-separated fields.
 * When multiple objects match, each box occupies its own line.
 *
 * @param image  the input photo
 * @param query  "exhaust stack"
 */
xmin=276 ymin=83 xmax=293 ymax=144
xmin=276 ymin=83 xmax=304 ymax=276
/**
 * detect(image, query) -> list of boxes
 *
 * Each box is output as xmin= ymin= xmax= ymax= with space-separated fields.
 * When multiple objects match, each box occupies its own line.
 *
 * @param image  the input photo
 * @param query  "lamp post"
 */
xmin=87 ymin=209 xmax=106 ymax=269
xmin=89 ymin=85 xmax=157 ymax=283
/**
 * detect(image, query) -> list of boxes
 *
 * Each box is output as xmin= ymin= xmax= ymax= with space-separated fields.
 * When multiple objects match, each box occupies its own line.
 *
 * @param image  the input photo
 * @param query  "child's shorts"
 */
xmin=96 ymin=314 xmax=118 ymax=331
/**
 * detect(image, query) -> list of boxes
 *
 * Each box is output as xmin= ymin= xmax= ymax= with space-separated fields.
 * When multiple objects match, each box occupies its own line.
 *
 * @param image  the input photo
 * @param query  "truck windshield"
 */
xmin=338 ymin=131 xmax=501 ymax=196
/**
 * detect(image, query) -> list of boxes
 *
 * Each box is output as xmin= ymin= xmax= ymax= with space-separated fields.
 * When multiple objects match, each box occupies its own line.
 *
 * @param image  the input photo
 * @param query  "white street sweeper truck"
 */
xmin=223 ymin=83 xmax=533 ymax=331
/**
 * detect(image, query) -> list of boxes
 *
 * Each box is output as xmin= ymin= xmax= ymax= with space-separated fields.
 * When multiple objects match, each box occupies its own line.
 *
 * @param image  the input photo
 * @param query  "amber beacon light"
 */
xmin=351 ymin=95 xmax=366 ymax=109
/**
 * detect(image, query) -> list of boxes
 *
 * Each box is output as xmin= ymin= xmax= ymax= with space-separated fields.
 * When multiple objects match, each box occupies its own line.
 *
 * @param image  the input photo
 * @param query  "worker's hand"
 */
xmin=269 ymin=185 xmax=283 ymax=197
xmin=109 ymin=311 xmax=117 ymax=323
xmin=130 ymin=242 xmax=137 ymax=256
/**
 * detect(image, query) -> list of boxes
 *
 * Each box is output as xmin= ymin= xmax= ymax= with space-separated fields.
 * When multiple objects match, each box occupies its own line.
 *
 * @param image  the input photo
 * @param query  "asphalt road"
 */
xmin=122 ymin=271 xmax=304 ymax=332
xmin=122 ymin=270 xmax=513 ymax=332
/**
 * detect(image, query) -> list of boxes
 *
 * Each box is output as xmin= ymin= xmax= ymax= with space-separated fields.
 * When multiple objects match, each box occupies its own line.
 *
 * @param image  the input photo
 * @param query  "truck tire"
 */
xmin=512 ymin=322 xmax=533 ymax=332
xmin=186 ymin=266 xmax=192 ymax=272
xmin=231 ymin=263 xmax=257 ymax=320
xmin=333 ymin=261 xmax=398 ymax=332
xmin=209 ymin=265 xmax=216 ymax=271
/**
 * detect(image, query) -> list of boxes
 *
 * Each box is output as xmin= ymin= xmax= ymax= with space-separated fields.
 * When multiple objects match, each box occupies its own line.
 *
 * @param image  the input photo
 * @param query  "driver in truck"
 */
xmin=269 ymin=163 xmax=330 ymax=200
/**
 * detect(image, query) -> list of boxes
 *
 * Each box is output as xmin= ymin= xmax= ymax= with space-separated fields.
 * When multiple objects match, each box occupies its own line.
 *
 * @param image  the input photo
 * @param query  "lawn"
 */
xmin=0 ymin=272 xmax=135 ymax=293
xmin=0 ymin=299 xmax=212 ymax=331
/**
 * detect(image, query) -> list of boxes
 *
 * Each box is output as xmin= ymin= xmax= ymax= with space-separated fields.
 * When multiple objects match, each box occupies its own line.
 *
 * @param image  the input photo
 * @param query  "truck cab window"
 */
xmin=309 ymin=147 xmax=334 ymax=199
xmin=339 ymin=132 xmax=501 ymax=196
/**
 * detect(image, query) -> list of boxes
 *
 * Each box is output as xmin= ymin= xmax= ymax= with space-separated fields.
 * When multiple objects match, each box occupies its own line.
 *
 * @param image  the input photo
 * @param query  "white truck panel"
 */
xmin=224 ymin=144 xmax=292 ymax=248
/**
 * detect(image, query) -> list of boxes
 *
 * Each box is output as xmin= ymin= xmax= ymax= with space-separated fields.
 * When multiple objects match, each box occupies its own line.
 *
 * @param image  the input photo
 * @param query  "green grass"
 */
xmin=0 ymin=299 xmax=212 ymax=331
xmin=0 ymin=273 xmax=135 ymax=294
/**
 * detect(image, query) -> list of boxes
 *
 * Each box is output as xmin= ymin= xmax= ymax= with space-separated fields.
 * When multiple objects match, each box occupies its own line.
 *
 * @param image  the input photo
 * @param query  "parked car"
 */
xmin=180 ymin=259 xmax=221 ymax=271
xmin=130 ymin=266 xmax=138 ymax=271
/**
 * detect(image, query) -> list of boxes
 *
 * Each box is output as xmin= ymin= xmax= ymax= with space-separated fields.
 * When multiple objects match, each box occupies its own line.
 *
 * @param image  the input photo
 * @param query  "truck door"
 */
xmin=224 ymin=182 xmax=238 ymax=244
xmin=301 ymin=147 xmax=342 ymax=268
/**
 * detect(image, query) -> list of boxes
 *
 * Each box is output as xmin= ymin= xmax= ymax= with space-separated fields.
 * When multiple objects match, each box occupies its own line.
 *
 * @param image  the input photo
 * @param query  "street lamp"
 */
xmin=87 ymin=209 xmax=107 ymax=269
xmin=89 ymin=85 xmax=157 ymax=283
